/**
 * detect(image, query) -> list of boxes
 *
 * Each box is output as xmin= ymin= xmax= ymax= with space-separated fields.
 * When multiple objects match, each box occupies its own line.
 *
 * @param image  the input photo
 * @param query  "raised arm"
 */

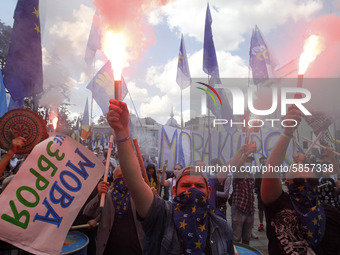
xmin=107 ymin=99 xmax=154 ymax=218
xmin=160 ymin=163 xmax=170 ymax=186
xmin=261 ymin=108 xmax=301 ymax=204
xmin=217 ymin=144 xmax=247 ymax=183
xmin=0 ymin=137 xmax=26 ymax=176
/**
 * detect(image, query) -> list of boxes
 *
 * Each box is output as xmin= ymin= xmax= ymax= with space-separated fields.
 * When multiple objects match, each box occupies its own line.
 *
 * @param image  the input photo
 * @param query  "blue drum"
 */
xmin=60 ymin=231 xmax=89 ymax=255
xmin=234 ymin=243 xmax=262 ymax=255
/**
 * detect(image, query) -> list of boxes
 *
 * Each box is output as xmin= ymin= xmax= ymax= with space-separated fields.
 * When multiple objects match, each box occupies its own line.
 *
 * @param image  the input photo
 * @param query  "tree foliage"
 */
xmin=0 ymin=19 xmax=12 ymax=70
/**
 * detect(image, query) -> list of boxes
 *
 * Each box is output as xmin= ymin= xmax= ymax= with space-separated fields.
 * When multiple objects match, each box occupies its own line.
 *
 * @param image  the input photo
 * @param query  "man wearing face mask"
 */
xmin=83 ymin=166 xmax=144 ymax=255
xmin=261 ymin=107 xmax=340 ymax=255
xmin=107 ymin=99 xmax=235 ymax=255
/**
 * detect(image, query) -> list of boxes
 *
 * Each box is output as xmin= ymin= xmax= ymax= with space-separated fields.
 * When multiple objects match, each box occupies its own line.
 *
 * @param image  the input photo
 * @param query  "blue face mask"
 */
xmin=288 ymin=181 xmax=325 ymax=248
xmin=111 ymin=177 xmax=130 ymax=217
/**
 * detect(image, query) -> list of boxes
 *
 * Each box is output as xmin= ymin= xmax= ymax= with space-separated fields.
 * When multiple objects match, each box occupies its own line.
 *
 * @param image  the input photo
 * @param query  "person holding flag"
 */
xmin=83 ymin=166 xmax=144 ymax=255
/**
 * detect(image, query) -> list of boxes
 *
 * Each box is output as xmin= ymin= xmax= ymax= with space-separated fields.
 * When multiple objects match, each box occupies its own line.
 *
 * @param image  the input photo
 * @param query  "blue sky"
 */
xmin=1 ymin=0 xmax=340 ymax=125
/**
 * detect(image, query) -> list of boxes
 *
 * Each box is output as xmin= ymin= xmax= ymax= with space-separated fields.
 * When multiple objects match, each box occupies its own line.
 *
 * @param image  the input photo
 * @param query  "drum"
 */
xmin=0 ymin=108 xmax=48 ymax=154
xmin=234 ymin=243 xmax=262 ymax=255
xmin=60 ymin=231 xmax=89 ymax=255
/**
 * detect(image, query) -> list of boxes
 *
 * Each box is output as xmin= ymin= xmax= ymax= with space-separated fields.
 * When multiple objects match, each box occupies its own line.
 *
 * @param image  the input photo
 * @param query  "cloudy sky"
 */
xmin=1 ymin=0 xmax=340 ymax=125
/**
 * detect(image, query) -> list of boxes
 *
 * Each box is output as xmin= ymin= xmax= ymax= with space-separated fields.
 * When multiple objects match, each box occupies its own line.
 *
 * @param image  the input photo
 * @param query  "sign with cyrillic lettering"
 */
xmin=0 ymin=133 xmax=104 ymax=255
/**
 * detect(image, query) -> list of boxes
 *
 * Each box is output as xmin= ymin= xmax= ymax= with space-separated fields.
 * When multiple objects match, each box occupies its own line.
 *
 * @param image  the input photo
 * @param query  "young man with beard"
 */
xmin=107 ymin=99 xmax=235 ymax=255
xmin=83 ymin=166 xmax=144 ymax=255
xmin=261 ymin=107 xmax=340 ymax=255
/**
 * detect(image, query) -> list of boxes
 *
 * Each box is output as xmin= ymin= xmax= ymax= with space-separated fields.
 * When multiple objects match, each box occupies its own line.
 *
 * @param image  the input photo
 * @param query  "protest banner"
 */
xmin=158 ymin=125 xmax=300 ymax=169
xmin=0 ymin=133 xmax=105 ymax=255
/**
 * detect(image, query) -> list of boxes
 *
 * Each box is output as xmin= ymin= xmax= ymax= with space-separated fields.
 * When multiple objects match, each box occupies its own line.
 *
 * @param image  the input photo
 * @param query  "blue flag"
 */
xmin=203 ymin=3 xmax=220 ymax=83
xmin=202 ymin=4 xmax=233 ymax=130
xmin=0 ymin=69 xmax=7 ymax=117
xmin=8 ymin=96 xmax=24 ymax=110
xmin=4 ymin=0 xmax=43 ymax=101
xmin=85 ymin=13 xmax=101 ymax=65
xmin=249 ymin=25 xmax=275 ymax=85
xmin=176 ymin=34 xmax=191 ymax=89
xmin=86 ymin=61 xmax=128 ymax=115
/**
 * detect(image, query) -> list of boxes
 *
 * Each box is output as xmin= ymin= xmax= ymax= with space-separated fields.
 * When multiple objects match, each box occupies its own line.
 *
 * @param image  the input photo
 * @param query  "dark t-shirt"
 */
xmin=265 ymin=191 xmax=340 ymax=255
xmin=103 ymin=202 xmax=142 ymax=255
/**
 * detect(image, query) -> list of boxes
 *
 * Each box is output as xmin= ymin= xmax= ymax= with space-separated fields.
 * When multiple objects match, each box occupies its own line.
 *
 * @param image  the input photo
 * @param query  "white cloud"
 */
xmin=126 ymin=82 xmax=149 ymax=103
xmin=48 ymin=4 xmax=94 ymax=57
xmin=139 ymin=94 xmax=173 ymax=124
xmin=162 ymin=0 xmax=322 ymax=51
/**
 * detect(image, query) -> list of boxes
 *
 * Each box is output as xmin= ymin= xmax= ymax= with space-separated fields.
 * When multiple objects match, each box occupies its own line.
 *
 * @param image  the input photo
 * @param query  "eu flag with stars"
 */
xmin=86 ymin=61 xmax=128 ymax=115
xmin=176 ymin=34 xmax=191 ymax=90
xmin=202 ymin=3 xmax=233 ymax=130
xmin=249 ymin=25 xmax=274 ymax=85
xmin=4 ymin=0 xmax=43 ymax=101
xmin=203 ymin=3 xmax=220 ymax=84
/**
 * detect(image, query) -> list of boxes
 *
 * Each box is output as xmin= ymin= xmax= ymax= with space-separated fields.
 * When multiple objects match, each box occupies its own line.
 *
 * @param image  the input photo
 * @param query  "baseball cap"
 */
xmin=175 ymin=166 xmax=208 ymax=187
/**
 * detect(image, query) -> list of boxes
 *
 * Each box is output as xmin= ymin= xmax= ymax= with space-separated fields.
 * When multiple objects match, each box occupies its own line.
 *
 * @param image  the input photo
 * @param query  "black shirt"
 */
xmin=265 ymin=191 xmax=340 ymax=255
xmin=103 ymin=202 xmax=142 ymax=255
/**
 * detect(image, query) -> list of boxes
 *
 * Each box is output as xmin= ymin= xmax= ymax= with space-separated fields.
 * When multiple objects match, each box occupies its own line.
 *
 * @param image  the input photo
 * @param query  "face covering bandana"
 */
xmin=288 ymin=181 xmax=326 ymax=248
xmin=111 ymin=177 xmax=130 ymax=217
xmin=173 ymin=188 xmax=210 ymax=255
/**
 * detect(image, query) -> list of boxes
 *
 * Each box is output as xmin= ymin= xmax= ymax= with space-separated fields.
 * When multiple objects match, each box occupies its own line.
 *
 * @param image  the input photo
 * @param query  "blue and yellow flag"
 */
xmin=176 ymin=34 xmax=191 ymax=90
xmin=81 ymin=98 xmax=91 ymax=140
xmin=249 ymin=25 xmax=275 ymax=85
xmin=4 ymin=0 xmax=43 ymax=100
xmin=86 ymin=61 xmax=128 ymax=115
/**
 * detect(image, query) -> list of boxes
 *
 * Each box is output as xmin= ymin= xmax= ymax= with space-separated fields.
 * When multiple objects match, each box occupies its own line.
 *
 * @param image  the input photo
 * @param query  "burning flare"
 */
xmin=298 ymin=35 xmax=325 ymax=75
xmin=52 ymin=117 xmax=58 ymax=130
xmin=102 ymin=32 xmax=126 ymax=80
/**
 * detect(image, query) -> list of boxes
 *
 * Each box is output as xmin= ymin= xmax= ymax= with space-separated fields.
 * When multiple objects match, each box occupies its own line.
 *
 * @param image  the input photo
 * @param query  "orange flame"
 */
xmin=102 ymin=32 xmax=126 ymax=81
xmin=298 ymin=35 xmax=325 ymax=75
xmin=52 ymin=117 xmax=58 ymax=130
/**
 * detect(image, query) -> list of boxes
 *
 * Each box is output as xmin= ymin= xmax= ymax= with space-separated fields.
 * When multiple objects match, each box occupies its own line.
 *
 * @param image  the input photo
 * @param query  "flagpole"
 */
xmin=128 ymin=90 xmax=146 ymax=138
xmin=180 ymin=87 xmax=183 ymax=165
xmin=181 ymin=89 xmax=183 ymax=129
xmin=207 ymin=75 xmax=211 ymax=166
xmin=89 ymin=59 xmax=95 ymax=151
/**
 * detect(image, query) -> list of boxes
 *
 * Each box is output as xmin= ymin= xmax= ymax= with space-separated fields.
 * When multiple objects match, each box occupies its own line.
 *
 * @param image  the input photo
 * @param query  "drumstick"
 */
xmin=133 ymin=138 xmax=150 ymax=186
xmin=304 ymin=131 xmax=322 ymax=157
xmin=70 ymin=223 xmax=99 ymax=230
xmin=100 ymin=135 xmax=114 ymax=208
xmin=302 ymin=136 xmax=340 ymax=156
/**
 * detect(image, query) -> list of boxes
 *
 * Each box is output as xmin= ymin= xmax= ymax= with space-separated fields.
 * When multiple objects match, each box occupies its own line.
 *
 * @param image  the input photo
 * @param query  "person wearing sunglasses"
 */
xmin=261 ymin=107 xmax=340 ymax=255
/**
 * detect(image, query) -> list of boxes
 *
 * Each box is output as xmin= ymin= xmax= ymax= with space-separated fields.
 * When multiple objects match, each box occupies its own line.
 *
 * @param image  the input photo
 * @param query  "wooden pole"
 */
xmin=133 ymin=138 xmax=150 ymax=186
xmin=304 ymin=131 xmax=323 ymax=157
xmin=100 ymin=135 xmax=114 ymax=207
xmin=302 ymin=136 xmax=340 ymax=157
xmin=70 ymin=223 xmax=99 ymax=230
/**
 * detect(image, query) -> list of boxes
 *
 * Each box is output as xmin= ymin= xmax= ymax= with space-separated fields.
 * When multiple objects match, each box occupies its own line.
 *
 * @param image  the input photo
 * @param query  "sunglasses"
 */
xmin=293 ymin=178 xmax=319 ymax=187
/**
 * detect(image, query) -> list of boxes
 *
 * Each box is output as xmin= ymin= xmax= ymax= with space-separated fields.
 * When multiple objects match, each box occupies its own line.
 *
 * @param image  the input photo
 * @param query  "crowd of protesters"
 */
xmin=0 ymin=100 xmax=340 ymax=255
